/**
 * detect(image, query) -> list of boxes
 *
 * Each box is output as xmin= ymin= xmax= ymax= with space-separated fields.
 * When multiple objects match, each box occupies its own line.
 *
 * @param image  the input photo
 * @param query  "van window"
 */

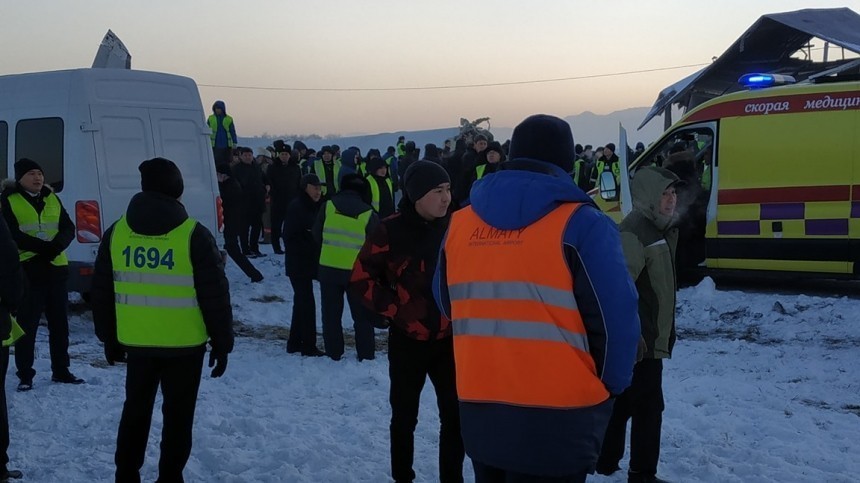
xmin=0 ymin=122 xmax=7 ymax=181
xmin=16 ymin=118 xmax=64 ymax=192
xmin=634 ymin=124 xmax=715 ymax=192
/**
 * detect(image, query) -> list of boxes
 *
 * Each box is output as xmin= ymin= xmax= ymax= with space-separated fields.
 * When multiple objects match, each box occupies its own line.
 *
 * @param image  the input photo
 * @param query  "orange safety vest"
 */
xmin=444 ymin=203 xmax=609 ymax=409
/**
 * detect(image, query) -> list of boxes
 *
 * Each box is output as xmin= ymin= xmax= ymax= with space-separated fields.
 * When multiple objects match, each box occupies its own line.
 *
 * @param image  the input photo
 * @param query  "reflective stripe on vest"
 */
xmin=110 ymin=216 xmax=208 ymax=348
xmin=444 ymin=202 xmax=609 ymax=409
xmin=318 ymin=202 xmax=371 ymax=270
xmin=314 ymin=159 xmax=342 ymax=196
xmin=367 ymin=175 xmax=393 ymax=212
xmin=208 ymin=115 xmax=235 ymax=148
xmin=6 ymin=192 xmax=69 ymax=266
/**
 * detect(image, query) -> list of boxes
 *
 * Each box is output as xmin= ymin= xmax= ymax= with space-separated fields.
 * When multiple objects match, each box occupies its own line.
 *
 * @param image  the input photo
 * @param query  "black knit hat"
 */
xmin=300 ymin=173 xmax=321 ymax=190
xmin=339 ymin=173 xmax=372 ymax=206
xmin=403 ymin=160 xmax=450 ymax=203
xmin=366 ymin=157 xmax=387 ymax=174
xmin=139 ymin=157 xmax=184 ymax=199
xmin=14 ymin=158 xmax=43 ymax=181
xmin=508 ymin=114 xmax=576 ymax=173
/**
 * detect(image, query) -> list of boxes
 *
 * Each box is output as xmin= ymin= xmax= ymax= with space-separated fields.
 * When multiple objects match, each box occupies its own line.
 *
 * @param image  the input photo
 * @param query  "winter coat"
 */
xmin=231 ymin=161 xmax=267 ymax=213
xmin=0 ymin=216 xmax=23 ymax=342
xmin=367 ymin=174 xmax=395 ymax=219
xmin=284 ymin=191 xmax=322 ymax=279
xmin=434 ymin=158 xmax=641 ymax=477
xmin=337 ymin=148 xmax=360 ymax=187
xmin=267 ymin=158 xmax=302 ymax=208
xmin=207 ymin=100 xmax=238 ymax=148
xmin=349 ymin=197 xmax=451 ymax=341
xmin=312 ymin=190 xmax=380 ymax=285
xmin=0 ymin=182 xmax=75 ymax=282
xmin=619 ymin=166 xmax=679 ymax=359
xmin=454 ymin=148 xmax=485 ymax=205
xmin=91 ymin=191 xmax=234 ymax=357
xmin=218 ymin=174 xmax=244 ymax=232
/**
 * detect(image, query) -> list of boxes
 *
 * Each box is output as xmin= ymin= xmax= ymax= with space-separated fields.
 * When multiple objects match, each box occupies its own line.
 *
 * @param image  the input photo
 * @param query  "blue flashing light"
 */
xmin=739 ymin=73 xmax=796 ymax=89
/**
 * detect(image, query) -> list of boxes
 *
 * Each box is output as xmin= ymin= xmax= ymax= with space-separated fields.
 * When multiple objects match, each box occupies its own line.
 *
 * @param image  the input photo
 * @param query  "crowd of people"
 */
xmin=0 ymin=107 xmax=679 ymax=483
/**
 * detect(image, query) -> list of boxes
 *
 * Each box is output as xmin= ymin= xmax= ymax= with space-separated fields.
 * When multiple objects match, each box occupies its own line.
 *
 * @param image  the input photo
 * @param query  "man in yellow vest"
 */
xmin=313 ymin=174 xmax=380 ymax=361
xmin=0 ymin=216 xmax=24 ymax=481
xmin=0 ymin=158 xmax=83 ymax=391
xmin=207 ymin=100 xmax=238 ymax=166
xmin=312 ymin=146 xmax=342 ymax=199
xmin=91 ymin=157 xmax=234 ymax=483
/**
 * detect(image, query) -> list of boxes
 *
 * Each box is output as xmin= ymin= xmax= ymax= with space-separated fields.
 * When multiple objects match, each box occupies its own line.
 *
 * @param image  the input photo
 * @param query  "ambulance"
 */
xmin=0 ymin=68 xmax=221 ymax=294
xmin=595 ymin=75 xmax=860 ymax=278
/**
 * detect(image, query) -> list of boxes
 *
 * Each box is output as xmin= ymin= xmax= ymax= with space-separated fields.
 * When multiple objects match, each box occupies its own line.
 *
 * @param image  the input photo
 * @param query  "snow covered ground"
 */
xmin=6 ymin=247 xmax=860 ymax=482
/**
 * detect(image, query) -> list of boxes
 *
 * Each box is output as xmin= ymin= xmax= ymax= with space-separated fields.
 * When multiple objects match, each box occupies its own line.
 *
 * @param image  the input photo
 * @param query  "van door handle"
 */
xmin=80 ymin=122 xmax=100 ymax=132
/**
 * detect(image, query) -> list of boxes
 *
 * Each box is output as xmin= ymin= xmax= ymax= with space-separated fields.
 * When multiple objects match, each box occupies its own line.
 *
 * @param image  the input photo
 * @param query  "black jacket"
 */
xmin=313 ymin=190 xmax=380 ymax=285
xmin=218 ymin=174 xmax=244 ymax=231
xmin=232 ymin=162 xmax=267 ymax=213
xmin=0 ymin=183 xmax=75 ymax=281
xmin=0 ymin=216 xmax=23 ymax=342
xmin=91 ymin=192 xmax=234 ymax=357
xmin=284 ymin=192 xmax=322 ymax=279
xmin=368 ymin=174 xmax=396 ymax=219
xmin=267 ymin=158 xmax=303 ymax=208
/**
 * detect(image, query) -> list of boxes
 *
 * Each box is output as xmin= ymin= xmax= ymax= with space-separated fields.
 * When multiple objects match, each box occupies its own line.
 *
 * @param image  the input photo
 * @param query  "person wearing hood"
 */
xmin=349 ymin=161 xmax=464 ymax=483
xmin=1 ymin=158 xmax=83 ymax=391
xmin=312 ymin=146 xmax=342 ymax=199
xmin=267 ymin=144 xmax=303 ymax=255
xmin=216 ymin=162 xmax=264 ymax=283
xmin=337 ymin=147 xmax=361 ymax=187
xmin=382 ymin=146 xmax=400 ymax=191
xmin=207 ymin=100 xmax=238 ymax=166
xmin=434 ymin=114 xmax=640 ymax=482
xmin=90 ymin=157 xmax=234 ymax=483
xmin=312 ymin=174 xmax=380 ymax=361
xmin=0 ymin=216 xmax=24 ymax=482
xmin=365 ymin=156 xmax=396 ymax=219
xmin=596 ymin=166 xmax=680 ymax=483
xmin=284 ymin=174 xmax=325 ymax=357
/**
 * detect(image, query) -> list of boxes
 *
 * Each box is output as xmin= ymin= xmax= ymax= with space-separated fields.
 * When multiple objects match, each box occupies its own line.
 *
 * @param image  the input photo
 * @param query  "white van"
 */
xmin=0 ymin=68 xmax=221 ymax=294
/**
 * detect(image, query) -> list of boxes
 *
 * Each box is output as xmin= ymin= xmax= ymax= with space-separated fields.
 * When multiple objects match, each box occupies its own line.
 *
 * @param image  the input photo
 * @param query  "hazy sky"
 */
xmin=1 ymin=0 xmax=858 ymax=136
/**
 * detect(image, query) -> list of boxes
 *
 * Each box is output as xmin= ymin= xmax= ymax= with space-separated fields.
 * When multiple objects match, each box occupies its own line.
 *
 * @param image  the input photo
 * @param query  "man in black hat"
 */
xmin=91 ymin=157 xmax=234 ymax=483
xmin=350 ymin=160 xmax=464 ymax=483
xmin=267 ymin=144 xmax=302 ymax=254
xmin=1 ymin=158 xmax=83 ymax=391
xmin=311 ymin=146 xmax=341 ymax=199
xmin=232 ymin=147 xmax=268 ymax=258
xmin=284 ymin=174 xmax=325 ymax=356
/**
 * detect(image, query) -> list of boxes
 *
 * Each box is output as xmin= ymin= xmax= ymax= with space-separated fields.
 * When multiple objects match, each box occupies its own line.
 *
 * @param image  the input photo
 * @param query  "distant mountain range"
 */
xmin=238 ymin=107 xmax=669 ymax=155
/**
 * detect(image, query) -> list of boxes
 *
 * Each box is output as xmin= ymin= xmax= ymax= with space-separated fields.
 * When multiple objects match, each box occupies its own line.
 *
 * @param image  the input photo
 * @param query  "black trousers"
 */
xmin=115 ymin=351 xmax=205 ymax=483
xmin=223 ymin=220 xmax=262 ymax=280
xmin=239 ymin=209 xmax=262 ymax=253
xmin=269 ymin=201 xmax=287 ymax=251
xmin=320 ymin=281 xmax=375 ymax=360
xmin=472 ymin=460 xmax=586 ymax=483
xmin=388 ymin=331 xmax=464 ymax=483
xmin=286 ymin=276 xmax=318 ymax=353
xmin=15 ymin=273 xmax=70 ymax=381
xmin=0 ymin=346 xmax=10 ymax=467
xmin=597 ymin=358 xmax=664 ymax=476
xmin=212 ymin=147 xmax=232 ymax=166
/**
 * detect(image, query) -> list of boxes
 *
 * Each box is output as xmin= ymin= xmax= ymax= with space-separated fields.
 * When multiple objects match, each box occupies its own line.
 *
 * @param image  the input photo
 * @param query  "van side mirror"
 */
xmin=599 ymin=171 xmax=618 ymax=200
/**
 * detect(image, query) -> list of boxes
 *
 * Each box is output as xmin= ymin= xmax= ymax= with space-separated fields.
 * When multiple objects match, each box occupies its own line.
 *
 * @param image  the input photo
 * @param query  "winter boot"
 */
xmin=52 ymin=371 xmax=85 ymax=384
xmin=595 ymin=461 xmax=621 ymax=476
xmin=628 ymin=471 xmax=671 ymax=483
xmin=0 ymin=466 xmax=23 ymax=481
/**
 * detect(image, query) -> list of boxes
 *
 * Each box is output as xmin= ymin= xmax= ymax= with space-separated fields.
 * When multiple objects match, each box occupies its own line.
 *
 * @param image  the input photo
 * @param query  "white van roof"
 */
xmin=0 ymin=68 xmax=203 ymax=111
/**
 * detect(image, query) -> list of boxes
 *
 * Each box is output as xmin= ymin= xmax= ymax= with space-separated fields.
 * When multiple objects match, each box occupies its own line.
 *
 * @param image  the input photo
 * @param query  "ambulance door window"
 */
xmin=15 ymin=118 xmax=64 ymax=192
xmin=0 ymin=122 xmax=7 ymax=179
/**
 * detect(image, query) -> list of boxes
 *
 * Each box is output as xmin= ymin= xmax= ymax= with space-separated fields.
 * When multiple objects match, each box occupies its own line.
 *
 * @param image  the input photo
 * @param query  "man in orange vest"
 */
xmin=434 ymin=114 xmax=641 ymax=482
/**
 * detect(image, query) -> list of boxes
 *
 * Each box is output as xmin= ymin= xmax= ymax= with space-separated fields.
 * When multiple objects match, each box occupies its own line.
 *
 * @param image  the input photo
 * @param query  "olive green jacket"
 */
xmin=619 ymin=167 xmax=680 ymax=359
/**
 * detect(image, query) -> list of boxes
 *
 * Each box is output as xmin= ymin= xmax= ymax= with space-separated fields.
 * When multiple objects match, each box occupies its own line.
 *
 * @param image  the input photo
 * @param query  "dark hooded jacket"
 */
xmin=208 ymin=100 xmax=237 ymax=149
xmin=312 ymin=187 xmax=380 ymax=285
xmin=284 ymin=191 xmax=322 ymax=279
xmin=349 ymin=197 xmax=450 ymax=341
xmin=619 ymin=166 xmax=680 ymax=359
xmin=91 ymin=192 xmax=234 ymax=357
xmin=0 ymin=182 xmax=75 ymax=282
xmin=231 ymin=161 xmax=267 ymax=213
xmin=0 ymin=216 xmax=23 ymax=342
xmin=434 ymin=160 xmax=640 ymax=477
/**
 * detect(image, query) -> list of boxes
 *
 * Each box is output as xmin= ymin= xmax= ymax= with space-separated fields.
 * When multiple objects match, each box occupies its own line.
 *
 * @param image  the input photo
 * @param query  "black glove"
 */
xmin=104 ymin=340 xmax=126 ymax=366
xmin=209 ymin=351 xmax=228 ymax=378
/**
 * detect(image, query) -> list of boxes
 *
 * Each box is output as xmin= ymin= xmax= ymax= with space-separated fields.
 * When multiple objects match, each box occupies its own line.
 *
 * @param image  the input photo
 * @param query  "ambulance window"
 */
xmin=15 ymin=118 xmax=64 ymax=193
xmin=633 ymin=126 xmax=715 ymax=191
xmin=0 ymin=122 xmax=7 ymax=180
